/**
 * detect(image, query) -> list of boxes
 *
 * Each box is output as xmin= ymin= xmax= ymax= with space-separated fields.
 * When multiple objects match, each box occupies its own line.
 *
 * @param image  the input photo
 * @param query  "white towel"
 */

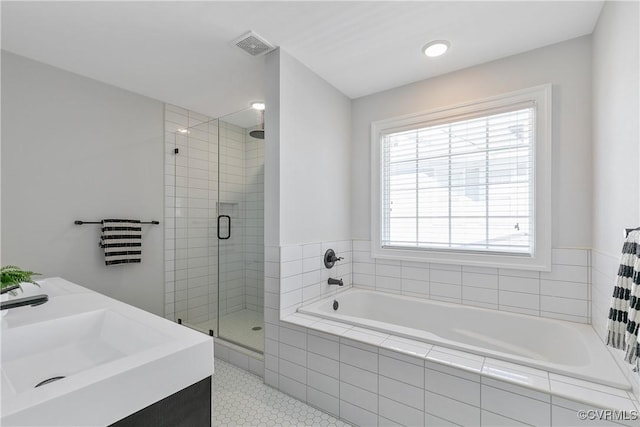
xmin=606 ymin=229 xmax=640 ymax=369
xmin=100 ymin=219 xmax=142 ymax=265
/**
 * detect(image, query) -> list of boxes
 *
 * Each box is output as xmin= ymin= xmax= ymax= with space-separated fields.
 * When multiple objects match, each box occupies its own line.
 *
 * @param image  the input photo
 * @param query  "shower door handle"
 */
xmin=217 ymin=215 xmax=231 ymax=240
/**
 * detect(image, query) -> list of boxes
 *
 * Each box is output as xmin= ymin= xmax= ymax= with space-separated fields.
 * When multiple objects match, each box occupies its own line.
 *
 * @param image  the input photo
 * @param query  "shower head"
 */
xmin=250 ymin=109 xmax=265 ymax=139
xmin=249 ymin=129 xmax=264 ymax=139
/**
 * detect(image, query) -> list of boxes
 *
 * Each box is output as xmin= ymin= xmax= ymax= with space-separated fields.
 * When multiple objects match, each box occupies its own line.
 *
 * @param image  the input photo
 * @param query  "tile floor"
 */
xmin=212 ymin=358 xmax=350 ymax=427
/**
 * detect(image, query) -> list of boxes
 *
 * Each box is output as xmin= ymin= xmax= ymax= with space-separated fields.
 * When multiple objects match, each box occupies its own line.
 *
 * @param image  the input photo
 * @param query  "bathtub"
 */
xmin=298 ymin=288 xmax=630 ymax=390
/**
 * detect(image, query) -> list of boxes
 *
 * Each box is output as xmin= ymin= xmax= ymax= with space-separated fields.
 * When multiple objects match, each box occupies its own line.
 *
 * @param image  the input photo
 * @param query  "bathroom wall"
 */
xmin=263 ymin=47 xmax=353 ymax=392
xmin=590 ymin=0 xmax=640 ymax=402
xmin=1 ymin=51 xmax=165 ymax=315
xmin=351 ymin=36 xmax=592 ymax=248
xmin=348 ymin=36 xmax=594 ymax=323
xmin=274 ymin=49 xmax=352 ymax=246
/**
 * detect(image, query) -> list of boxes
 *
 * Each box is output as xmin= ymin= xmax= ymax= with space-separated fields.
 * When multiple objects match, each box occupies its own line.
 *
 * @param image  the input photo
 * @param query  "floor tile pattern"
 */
xmin=213 ymin=359 xmax=349 ymax=427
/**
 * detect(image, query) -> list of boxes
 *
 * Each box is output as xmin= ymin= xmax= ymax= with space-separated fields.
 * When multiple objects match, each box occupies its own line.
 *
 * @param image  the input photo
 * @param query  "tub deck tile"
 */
xmin=380 ymin=336 xmax=432 ymax=359
xmin=549 ymin=375 xmax=637 ymax=413
xmin=549 ymin=373 xmax=630 ymax=398
xmin=284 ymin=313 xmax=319 ymax=327
xmin=482 ymin=358 xmax=550 ymax=393
xmin=309 ymin=319 xmax=352 ymax=336
xmin=426 ymin=346 xmax=485 ymax=374
xmin=342 ymin=327 xmax=389 ymax=346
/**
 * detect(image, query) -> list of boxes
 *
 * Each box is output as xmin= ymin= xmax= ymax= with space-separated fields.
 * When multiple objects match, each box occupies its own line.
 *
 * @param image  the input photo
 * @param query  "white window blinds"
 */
xmin=381 ymin=104 xmax=535 ymax=255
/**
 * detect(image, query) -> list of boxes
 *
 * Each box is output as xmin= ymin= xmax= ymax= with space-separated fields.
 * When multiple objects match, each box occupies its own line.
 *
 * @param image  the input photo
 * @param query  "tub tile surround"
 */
xmin=279 ymin=240 xmax=353 ymax=317
xmin=269 ymin=315 xmax=638 ymax=427
xmin=266 ymin=242 xmax=640 ymax=426
xmin=353 ymin=240 xmax=591 ymax=324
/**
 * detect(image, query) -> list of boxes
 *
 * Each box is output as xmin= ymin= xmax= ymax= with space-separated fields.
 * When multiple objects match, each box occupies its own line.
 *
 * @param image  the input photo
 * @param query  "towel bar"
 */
xmin=74 ymin=220 xmax=160 ymax=225
xmin=625 ymin=227 xmax=640 ymax=237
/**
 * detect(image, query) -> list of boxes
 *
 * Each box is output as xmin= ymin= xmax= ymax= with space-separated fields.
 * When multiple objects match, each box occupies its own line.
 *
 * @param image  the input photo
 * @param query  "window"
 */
xmin=371 ymin=85 xmax=551 ymax=270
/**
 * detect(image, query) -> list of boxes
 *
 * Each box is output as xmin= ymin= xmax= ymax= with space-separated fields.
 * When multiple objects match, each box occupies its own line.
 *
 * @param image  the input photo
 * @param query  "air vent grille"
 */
xmin=234 ymin=31 xmax=275 ymax=56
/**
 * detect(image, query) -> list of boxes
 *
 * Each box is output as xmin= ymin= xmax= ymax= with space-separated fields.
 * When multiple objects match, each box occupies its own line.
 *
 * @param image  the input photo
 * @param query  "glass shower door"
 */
xmin=217 ymin=109 xmax=264 ymax=352
xmin=172 ymin=117 xmax=220 ymax=338
xmin=170 ymin=107 xmax=264 ymax=353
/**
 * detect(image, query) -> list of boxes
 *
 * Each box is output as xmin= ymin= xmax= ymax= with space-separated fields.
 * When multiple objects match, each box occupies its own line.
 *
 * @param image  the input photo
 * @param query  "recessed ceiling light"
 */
xmin=177 ymin=128 xmax=190 ymax=134
xmin=250 ymin=101 xmax=266 ymax=111
xmin=423 ymin=40 xmax=450 ymax=58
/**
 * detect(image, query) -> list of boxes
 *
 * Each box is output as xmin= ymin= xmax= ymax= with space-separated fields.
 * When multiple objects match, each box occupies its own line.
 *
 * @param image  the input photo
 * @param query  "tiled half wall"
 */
xmin=274 ymin=240 xmax=592 ymax=325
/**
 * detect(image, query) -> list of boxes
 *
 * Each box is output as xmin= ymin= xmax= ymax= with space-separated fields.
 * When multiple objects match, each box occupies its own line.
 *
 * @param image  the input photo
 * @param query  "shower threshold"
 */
xmin=184 ymin=309 xmax=264 ymax=353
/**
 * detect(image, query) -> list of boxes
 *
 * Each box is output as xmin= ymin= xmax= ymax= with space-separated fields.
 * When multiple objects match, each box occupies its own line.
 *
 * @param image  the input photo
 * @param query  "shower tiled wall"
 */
xmin=164 ymin=104 xmax=218 ymax=323
xmin=218 ymin=121 xmax=246 ymax=317
xmin=164 ymin=105 xmax=264 ymax=324
xmin=243 ymin=131 xmax=265 ymax=313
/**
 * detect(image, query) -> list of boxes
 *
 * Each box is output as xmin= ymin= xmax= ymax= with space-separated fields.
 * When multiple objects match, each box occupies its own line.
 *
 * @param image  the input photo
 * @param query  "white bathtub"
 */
xmin=298 ymin=288 xmax=630 ymax=390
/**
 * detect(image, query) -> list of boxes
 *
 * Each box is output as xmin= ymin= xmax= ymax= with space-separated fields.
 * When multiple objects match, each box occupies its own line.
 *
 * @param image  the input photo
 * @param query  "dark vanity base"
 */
xmin=110 ymin=376 xmax=211 ymax=427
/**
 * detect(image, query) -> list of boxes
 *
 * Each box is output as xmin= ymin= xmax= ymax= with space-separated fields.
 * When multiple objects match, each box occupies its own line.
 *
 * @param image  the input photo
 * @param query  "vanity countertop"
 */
xmin=1 ymin=277 xmax=213 ymax=426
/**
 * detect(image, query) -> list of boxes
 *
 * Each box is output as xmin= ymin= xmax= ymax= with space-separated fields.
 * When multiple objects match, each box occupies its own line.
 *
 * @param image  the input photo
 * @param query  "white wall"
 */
xmin=592 ymin=1 xmax=640 ymax=257
xmin=276 ymin=49 xmax=352 ymax=245
xmin=262 ymin=47 xmax=354 ymax=401
xmin=351 ymin=36 xmax=593 ymax=248
xmin=590 ymin=0 xmax=640 ymax=401
xmin=1 ymin=51 xmax=165 ymax=315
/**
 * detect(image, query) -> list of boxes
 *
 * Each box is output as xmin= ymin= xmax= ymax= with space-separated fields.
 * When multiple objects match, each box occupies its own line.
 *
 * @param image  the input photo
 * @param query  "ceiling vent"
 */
xmin=233 ymin=31 xmax=275 ymax=57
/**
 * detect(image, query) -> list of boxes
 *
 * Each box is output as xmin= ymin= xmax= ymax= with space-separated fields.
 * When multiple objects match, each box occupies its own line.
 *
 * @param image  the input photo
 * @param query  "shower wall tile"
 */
xmin=166 ymin=105 xmax=265 ymax=329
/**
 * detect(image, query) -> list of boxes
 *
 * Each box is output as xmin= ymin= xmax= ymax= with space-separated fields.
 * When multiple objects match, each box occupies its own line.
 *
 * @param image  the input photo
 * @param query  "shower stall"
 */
xmin=165 ymin=105 xmax=265 ymax=353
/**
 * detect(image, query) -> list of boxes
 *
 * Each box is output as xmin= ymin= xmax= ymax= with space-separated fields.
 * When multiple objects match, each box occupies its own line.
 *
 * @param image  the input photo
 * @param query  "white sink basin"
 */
xmin=2 ymin=309 xmax=169 ymax=394
xmin=1 ymin=277 xmax=213 ymax=426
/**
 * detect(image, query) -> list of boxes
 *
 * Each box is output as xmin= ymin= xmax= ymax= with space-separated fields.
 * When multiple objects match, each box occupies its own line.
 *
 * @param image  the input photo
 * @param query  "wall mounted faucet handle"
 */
xmin=324 ymin=249 xmax=343 ymax=269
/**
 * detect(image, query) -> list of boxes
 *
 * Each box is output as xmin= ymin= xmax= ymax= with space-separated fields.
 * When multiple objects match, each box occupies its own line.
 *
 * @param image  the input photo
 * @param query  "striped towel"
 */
xmin=606 ymin=229 xmax=640 ymax=369
xmin=99 ymin=219 xmax=142 ymax=266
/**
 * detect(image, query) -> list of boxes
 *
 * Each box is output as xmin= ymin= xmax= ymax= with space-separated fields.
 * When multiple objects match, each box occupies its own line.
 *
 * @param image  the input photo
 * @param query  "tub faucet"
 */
xmin=328 ymin=277 xmax=343 ymax=286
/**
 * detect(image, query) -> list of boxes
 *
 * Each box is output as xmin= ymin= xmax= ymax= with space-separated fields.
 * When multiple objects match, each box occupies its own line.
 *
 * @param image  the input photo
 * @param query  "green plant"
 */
xmin=1 ymin=265 xmax=40 ymax=293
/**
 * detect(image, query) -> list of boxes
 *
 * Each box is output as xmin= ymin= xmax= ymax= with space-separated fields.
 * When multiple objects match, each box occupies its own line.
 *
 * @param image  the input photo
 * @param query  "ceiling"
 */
xmin=1 ymin=1 xmax=603 ymax=119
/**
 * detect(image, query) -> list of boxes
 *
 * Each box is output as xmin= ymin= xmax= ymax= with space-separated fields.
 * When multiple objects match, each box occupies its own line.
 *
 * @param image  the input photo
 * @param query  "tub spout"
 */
xmin=328 ymin=278 xmax=343 ymax=286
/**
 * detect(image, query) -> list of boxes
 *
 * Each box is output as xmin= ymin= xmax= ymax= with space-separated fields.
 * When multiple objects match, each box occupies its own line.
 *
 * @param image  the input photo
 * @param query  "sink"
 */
xmin=2 ymin=309 xmax=169 ymax=394
xmin=1 ymin=278 xmax=213 ymax=426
